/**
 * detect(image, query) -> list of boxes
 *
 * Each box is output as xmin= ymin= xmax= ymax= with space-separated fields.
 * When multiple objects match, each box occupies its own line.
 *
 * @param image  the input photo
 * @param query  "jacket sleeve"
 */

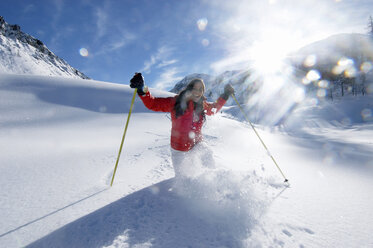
xmin=139 ymin=91 xmax=174 ymax=112
xmin=203 ymin=97 xmax=227 ymax=116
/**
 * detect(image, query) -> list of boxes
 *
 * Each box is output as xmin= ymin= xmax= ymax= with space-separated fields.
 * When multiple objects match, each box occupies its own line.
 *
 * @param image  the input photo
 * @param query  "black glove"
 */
xmin=130 ymin=73 xmax=146 ymax=95
xmin=220 ymin=84 xmax=235 ymax=100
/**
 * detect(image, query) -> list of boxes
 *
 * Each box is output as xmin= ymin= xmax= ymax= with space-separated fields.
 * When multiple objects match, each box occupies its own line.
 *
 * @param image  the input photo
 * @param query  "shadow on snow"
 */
xmin=2 ymin=79 xmax=151 ymax=114
xmin=26 ymin=179 xmax=253 ymax=248
xmin=284 ymin=127 xmax=373 ymax=173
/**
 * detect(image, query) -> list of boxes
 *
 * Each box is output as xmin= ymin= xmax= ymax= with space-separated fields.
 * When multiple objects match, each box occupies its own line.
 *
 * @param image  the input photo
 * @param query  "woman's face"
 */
xmin=190 ymin=81 xmax=204 ymax=102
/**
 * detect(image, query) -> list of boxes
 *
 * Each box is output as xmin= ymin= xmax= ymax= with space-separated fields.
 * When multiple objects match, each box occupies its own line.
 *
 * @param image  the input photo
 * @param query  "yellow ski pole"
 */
xmin=231 ymin=93 xmax=289 ymax=183
xmin=110 ymin=88 xmax=137 ymax=187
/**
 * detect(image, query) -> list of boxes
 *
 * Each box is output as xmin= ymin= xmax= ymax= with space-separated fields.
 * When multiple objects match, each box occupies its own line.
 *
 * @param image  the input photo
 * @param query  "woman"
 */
xmin=130 ymin=73 xmax=234 ymax=178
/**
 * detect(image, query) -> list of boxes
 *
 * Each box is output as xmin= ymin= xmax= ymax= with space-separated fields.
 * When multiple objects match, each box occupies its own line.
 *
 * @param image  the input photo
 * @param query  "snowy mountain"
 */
xmin=0 ymin=73 xmax=372 ymax=247
xmin=0 ymin=16 xmax=89 ymax=79
xmin=290 ymin=33 xmax=373 ymax=67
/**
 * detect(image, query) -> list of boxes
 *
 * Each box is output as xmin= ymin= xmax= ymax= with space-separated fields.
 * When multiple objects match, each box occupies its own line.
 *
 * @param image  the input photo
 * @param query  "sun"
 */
xmin=250 ymin=41 xmax=285 ymax=75
xmin=249 ymin=30 xmax=301 ymax=76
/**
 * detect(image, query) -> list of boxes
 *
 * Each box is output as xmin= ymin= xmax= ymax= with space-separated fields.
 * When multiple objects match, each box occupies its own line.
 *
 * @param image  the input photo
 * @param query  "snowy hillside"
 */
xmin=291 ymin=33 xmax=373 ymax=66
xmin=0 ymin=16 xmax=88 ymax=79
xmin=0 ymin=74 xmax=372 ymax=247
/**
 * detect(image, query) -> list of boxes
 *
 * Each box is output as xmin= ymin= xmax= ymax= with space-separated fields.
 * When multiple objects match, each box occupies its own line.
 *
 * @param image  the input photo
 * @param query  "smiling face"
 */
xmin=190 ymin=81 xmax=204 ymax=102
xmin=183 ymin=79 xmax=205 ymax=103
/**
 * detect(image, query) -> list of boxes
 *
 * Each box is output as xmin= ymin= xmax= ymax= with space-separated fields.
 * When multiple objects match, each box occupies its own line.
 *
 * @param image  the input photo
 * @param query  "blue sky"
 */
xmin=1 ymin=0 xmax=372 ymax=89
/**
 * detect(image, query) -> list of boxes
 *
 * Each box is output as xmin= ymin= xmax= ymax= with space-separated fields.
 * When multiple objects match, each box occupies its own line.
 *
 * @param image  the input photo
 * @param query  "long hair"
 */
xmin=174 ymin=79 xmax=206 ymax=119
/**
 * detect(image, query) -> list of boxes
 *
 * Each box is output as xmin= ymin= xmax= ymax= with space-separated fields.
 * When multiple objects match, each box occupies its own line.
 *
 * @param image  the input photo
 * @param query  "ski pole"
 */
xmin=231 ymin=93 xmax=289 ymax=183
xmin=110 ymin=88 xmax=137 ymax=187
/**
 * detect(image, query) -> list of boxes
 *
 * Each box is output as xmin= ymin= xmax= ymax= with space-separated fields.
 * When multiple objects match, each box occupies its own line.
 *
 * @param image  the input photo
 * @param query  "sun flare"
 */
xmin=248 ymin=31 xmax=301 ymax=76
xmin=242 ymin=28 xmax=309 ymax=125
xmin=250 ymin=41 xmax=285 ymax=75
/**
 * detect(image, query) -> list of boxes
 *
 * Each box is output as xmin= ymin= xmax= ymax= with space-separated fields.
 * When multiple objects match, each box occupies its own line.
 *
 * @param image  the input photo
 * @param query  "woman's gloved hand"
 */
xmin=224 ymin=84 xmax=235 ymax=95
xmin=220 ymin=83 xmax=235 ymax=100
xmin=130 ymin=72 xmax=147 ymax=95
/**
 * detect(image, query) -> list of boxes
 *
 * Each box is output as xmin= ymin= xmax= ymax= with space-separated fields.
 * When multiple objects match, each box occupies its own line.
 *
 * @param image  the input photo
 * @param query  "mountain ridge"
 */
xmin=0 ymin=16 xmax=89 ymax=79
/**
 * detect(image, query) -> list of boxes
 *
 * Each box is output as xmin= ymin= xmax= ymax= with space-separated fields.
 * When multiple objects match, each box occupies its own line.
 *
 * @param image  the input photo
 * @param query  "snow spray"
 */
xmin=172 ymin=143 xmax=275 ymax=244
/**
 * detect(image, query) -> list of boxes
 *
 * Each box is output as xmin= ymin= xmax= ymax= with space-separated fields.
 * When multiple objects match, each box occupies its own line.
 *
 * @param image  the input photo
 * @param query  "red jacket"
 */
xmin=139 ymin=91 xmax=226 ymax=151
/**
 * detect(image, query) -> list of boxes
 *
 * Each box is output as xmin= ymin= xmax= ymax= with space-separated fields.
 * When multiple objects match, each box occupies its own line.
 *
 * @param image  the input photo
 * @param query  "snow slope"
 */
xmin=0 ymin=74 xmax=372 ymax=247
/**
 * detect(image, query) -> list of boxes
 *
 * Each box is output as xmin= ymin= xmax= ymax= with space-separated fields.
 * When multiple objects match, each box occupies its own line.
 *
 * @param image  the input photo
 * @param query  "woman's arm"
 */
xmin=139 ymin=91 xmax=175 ymax=112
xmin=203 ymin=97 xmax=226 ymax=116
xmin=130 ymin=73 xmax=175 ymax=112
xmin=203 ymin=84 xmax=234 ymax=116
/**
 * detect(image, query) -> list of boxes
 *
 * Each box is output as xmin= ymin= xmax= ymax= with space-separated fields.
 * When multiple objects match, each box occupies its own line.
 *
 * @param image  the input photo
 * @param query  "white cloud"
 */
xmin=50 ymin=0 xmax=64 ymax=27
xmin=52 ymin=0 xmax=64 ymax=13
xmin=93 ymin=0 xmax=118 ymax=39
xmin=154 ymin=67 xmax=184 ymax=90
xmin=89 ymin=1 xmax=136 ymax=56
xmin=157 ymin=59 xmax=178 ymax=68
xmin=47 ymin=0 xmax=65 ymax=49
xmin=210 ymin=50 xmax=252 ymax=73
xmin=142 ymin=56 xmax=157 ymax=73
xmin=93 ymin=31 xmax=136 ymax=56
xmin=140 ymin=46 xmax=177 ymax=73
xmin=22 ymin=4 xmax=35 ymax=13
xmin=95 ymin=7 xmax=108 ymax=38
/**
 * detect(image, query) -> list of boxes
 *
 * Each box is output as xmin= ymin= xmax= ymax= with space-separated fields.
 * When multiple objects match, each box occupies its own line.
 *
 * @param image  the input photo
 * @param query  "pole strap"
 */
xmin=231 ymin=94 xmax=288 ymax=182
xmin=110 ymin=88 xmax=137 ymax=187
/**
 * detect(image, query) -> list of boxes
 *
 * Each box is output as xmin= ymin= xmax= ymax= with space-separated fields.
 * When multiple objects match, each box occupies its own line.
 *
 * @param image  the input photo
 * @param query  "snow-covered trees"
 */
xmin=367 ymin=15 xmax=373 ymax=37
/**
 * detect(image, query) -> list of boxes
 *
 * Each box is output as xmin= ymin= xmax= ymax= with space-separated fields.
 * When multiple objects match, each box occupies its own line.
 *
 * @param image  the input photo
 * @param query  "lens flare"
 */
xmin=306 ymin=70 xmax=321 ymax=81
xmin=79 ymin=48 xmax=89 ymax=57
xmin=303 ymin=55 xmax=317 ymax=67
xmin=344 ymin=67 xmax=357 ymax=78
xmin=338 ymin=57 xmax=354 ymax=67
xmin=331 ymin=57 xmax=356 ymax=75
xmin=309 ymin=98 xmax=319 ymax=106
xmin=367 ymin=83 xmax=373 ymax=93
xmin=318 ymin=80 xmax=329 ymax=88
xmin=188 ymin=131 xmax=196 ymax=139
xmin=302 ymin=77 xmax=311 ymax=85
xmin=201 ymin=39 xmax=210 ymax=47
xmin=361 ymin=108 xmax=372 ymax=121
xmin=150 ymin=186 xmax=160 ymax=195
xmin=360 ymin=62 xmax=372 ymax=73
xmin=332 ymin=65 xmax=343 ymax=75
xmin=197 ymin=18 xmax=208 ymax=31
xmin=317 ymin=89 xmax=326 ymax=98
